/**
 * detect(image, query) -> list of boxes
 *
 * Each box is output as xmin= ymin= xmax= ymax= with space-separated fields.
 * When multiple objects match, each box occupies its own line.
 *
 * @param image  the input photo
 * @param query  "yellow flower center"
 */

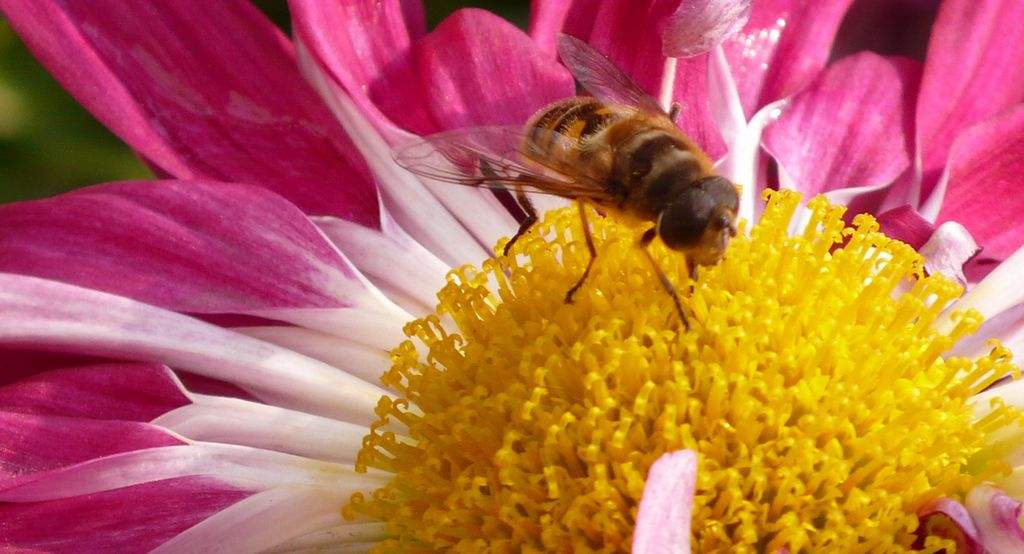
xmin=347 ymin=191 xmax=1021 ymax=552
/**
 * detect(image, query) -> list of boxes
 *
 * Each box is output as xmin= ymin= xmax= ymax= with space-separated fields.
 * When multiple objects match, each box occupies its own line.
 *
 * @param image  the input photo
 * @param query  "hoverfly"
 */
xmin=394 ymin=34 xmax=740 ymax=327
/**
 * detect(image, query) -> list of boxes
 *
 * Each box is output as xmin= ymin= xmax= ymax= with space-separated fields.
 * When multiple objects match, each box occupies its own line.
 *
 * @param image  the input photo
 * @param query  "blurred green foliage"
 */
xmin=0 ymin=1 xmax=529 ymax=203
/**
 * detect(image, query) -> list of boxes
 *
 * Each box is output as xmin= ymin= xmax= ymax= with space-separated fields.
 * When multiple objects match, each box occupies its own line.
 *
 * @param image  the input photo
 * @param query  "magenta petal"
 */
xmin=876 ymin=205 xmax=935 ymax=250
xmin=916 ymin=0 xmax=1024 ymax=197
xmin=663 ymin=0 xmax=752 ymax=58
xmin=0 ymin=412 xmax=182 ymax=479
xmin=934 ymin=106 xmax=1024 ymax=262
xmin=288 ymin=0 xmax=434 ymax=136
xmin=632 ymin=450 xmax=697 ymax=554
xmin=416 ymin=9 xmax=575 ymax=129
xmin=0 ymin=363 xmax=189 ymax=421
xmin=763 ymin=53 xmax=919 ymax=195
xmin=916 ymin=497 xmax=985 ymax=554
xmin=0 ymin=0 xmax=378 ymax=224
xmin=966 ymin=484 xmax=1024 ymax=554
xmin=0 ymin=477 xmax=250 ymax=553
xmin=721 ymin=0 xmax=854 ymax=116
xmin=0 ymin=180 xmax=376 ymax=315
xmin=529 ymin=0 xmax=573 ymax=56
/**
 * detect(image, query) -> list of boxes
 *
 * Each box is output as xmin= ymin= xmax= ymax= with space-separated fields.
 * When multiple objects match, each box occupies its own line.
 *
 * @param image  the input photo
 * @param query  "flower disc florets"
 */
xmin=347 ymin=191 xmax=1020 ymax=552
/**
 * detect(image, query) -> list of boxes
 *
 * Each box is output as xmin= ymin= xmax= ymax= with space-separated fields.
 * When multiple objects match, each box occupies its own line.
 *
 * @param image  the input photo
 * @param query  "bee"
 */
xmin=394 ymin=34 xmax=739 ymax=327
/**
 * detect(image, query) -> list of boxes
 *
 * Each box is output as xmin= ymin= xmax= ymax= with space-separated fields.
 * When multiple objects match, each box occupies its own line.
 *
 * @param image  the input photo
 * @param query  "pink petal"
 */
xmin=721 ymin=0 xmax=854 ymax=116
xmin=581 ymin=0 xmax=726 ymax=157
xmin=916 ymin=497 xmax=985 ymax=553
xmin=0 ymin=273 xmax=387 ymax=423
xmin=663 ymin=0 xmax=752 ymax=58
xmin=876 ymin=205 xmax=935 ymax=250
xmin=763 ymin=53 xmax=919 ymax=196
xmin=632 ymin=450 xmax=697 ymax=554
xmin=966 ymin=484 xmax=1024 ymax=554
xmin=942 ymin=246 xmax=1024 ymax=334
xmin=268 ymin=523 xmax=386 ymax=552
xmin=417 ymin=9 xmax=575 ymax=130
xmin=0 ymin=363 xmax=188 ymax=421
xmin=529 ymin=0 xmax=574 ymax=56
xmin=288 ymin=0 xmax=434 ymax=136
xmin=236 ymin=326 xmax=389 ymax=384
xmin=0 ymin=412 xmax=182 ymax=479
xmin=932 ymin=106 xmax=1024 ymax=262
xmin=0 ymin=477 xmax=251 ymax=553
xmin=0 ymin=0 xmax=378 ymax=224
xmin=0 ymin=443 xmax=382 ymax=502
xmin=152 ymin=394 xmax=369 ymax=464
xmin=916 ymin=0 xmax=1024 ymax=200
xmin=0 ymin=180 xmax=385 ymax=316
xmin=152 ymin=486 xmax=350 ymax=554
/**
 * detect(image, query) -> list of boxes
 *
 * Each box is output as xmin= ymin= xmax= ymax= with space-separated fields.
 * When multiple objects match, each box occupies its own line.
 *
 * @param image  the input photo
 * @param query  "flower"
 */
xmin=1 ymin=0 xmax=1024 ymax=552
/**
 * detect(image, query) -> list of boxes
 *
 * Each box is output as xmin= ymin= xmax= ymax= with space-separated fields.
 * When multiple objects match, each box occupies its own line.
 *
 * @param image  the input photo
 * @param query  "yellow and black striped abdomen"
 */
xmin=524 ymin=97 xmax=625 ymax=161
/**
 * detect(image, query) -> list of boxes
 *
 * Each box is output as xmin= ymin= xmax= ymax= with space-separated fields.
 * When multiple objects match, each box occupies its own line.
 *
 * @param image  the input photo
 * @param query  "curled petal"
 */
xmin=876 ymin=205 xmax=935 ymax=250
xmin=916 ymin=497 xmax=985 ymax=553
xmin=918 ymin=221 xmax=980 ymax=286
xmin=763 ymin=53 xmax=919 ymax=196
xmin=916 ymin=0 xmax=1024 ymax=199
xmin=0 ymin=0 xmax=379 ymax=224
xmin=632 ymin=450 xmax=697 ymax=554
xmin=663 ymin=0 xmax=752 ymax=58
xmin=0 ymin=477 xmax=250 ymax=553
xmin=966 ymin=484 xmax=1024 ymax=554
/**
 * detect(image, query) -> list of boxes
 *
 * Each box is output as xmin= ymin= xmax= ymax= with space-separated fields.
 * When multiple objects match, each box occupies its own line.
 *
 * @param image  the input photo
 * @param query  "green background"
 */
xmin=0 ymin=1 xmax=530 ymax=202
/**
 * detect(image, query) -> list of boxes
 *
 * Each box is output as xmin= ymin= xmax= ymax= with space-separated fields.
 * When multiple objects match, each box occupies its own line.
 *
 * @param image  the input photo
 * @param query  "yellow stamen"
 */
xmin=347 ymin=191 xmax=1020 ymax=552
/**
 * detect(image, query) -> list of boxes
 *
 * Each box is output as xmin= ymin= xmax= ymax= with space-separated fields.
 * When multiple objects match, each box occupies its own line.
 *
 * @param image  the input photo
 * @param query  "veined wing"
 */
xmin=393 ymin=125 xmax=614 ymax=202
xmin=557 ymin=34 xmax=666 ymax=116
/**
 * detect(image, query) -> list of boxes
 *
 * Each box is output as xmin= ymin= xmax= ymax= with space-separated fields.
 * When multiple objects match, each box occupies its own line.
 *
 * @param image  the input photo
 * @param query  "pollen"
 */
xmin=346 ymin=191 xmax=1021 ymax=552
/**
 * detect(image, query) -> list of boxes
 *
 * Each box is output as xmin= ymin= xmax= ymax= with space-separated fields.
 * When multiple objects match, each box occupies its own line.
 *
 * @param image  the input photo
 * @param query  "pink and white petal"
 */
xmin=965 ymin=484 xmax=1024 ymax=554
xmin=287 ymin=0 xmax=434 ymax=137
xmin=235 ymin=326 xmax=389 ymax=384
xmin=315 ymin=213 xmax=450 ymax=315
xmin=929 ymin=106 xmax=1024 ymax=261
xmin=0 ymin=363 xmax=188 ymax=421
xmin=918 ymin=221 xmax=980 ymax=286
xmin=717 ymin=98 xmax=787 ymax=221
xmin=297 ymin=48 xmax=508 ymax=267
xmin=0 ymin=443 xmax=386 ymax=502
xmin=0 ymin=0 xmax=379 ymax=224
xmin=0 ymin=477 xmax=252 ymax=553
xmin=916 ymin=0 xmax=1024 ymax=199
xmin=578 ymin=0 xmax=726 ymax=157
xmin=763 ymin=53 xmax=919 ymax=196
xmin=721 ymin=0 xmax=854 ymax=116
xmin=152 ymin=394 xmax=372 ymax=464
xmin=632 ymin=449 xmax=697 ymax=554
xmin=663 ymin=0 xmax=752 ymax=58
xmin=916 ymin=497 xmax=985 ymax=554
xmin=417 ymin=9 xmax=575 ymax=130
xmin=152 ymin=486 xmax=352 ymax=554
xmin=0 ymin=412 xmax=182 ymax=479
xmin=0 ymin=180 xmax=396 ymax=318
xmin=0 ymin=273 xmax=387 ymax=423
xmin=267 ymin=523 xmax=387 ymax=553
xmin=941 ymin=246 xmax=1024 ymax=335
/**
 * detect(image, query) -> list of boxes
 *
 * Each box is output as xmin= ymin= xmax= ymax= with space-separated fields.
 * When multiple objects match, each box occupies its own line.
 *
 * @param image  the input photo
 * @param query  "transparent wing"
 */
xmin=557 ymin=34 xmax=666 ymax=115
xmin=393 ymin=126 xmax=614 ymax=202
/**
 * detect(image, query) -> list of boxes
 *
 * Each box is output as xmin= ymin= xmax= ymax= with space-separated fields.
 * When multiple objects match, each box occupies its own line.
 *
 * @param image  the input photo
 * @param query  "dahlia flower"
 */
xmin=1 ymin=0 xmax=1024 ymax=552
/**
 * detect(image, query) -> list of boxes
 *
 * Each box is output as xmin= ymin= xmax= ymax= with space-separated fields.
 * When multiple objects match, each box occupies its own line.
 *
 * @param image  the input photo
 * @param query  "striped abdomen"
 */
xmin=523 ymin=97 xmax=713 ymax=220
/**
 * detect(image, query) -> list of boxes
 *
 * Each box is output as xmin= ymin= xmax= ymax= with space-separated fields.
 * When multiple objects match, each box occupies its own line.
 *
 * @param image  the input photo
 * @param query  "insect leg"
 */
xmin=639 ymin=227 xmax=690 ymax=329
xmin=687 ymin=257 xmax=699 ymax=282
xmin=503 ymin=188 xmax=539 ymax=256
xmin=564 ymin=201 xmax=598 ymax=304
